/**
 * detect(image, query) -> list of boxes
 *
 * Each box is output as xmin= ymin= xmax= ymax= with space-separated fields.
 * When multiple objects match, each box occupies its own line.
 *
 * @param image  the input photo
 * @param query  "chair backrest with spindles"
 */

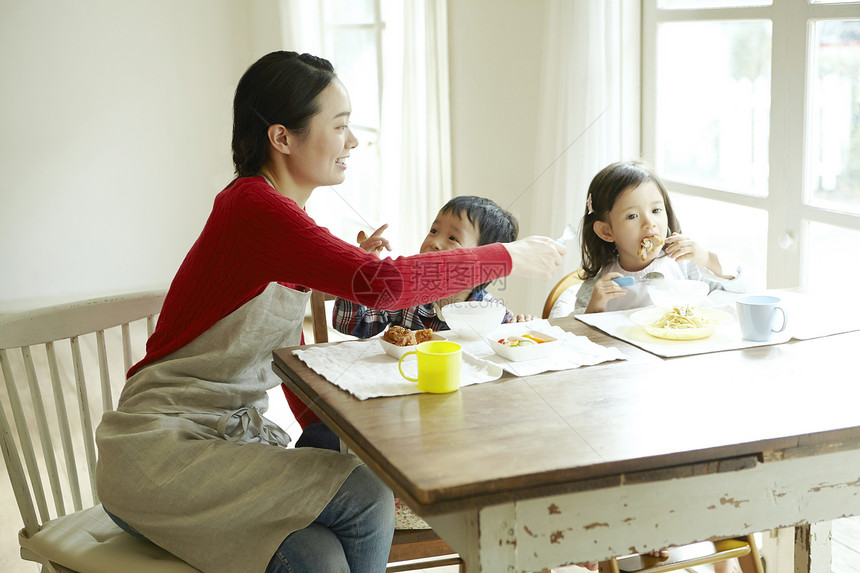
xmin=0 ymin=290 xmax=166 ymax=538
xmin=310 ymin=290 xmax=334 ymax=344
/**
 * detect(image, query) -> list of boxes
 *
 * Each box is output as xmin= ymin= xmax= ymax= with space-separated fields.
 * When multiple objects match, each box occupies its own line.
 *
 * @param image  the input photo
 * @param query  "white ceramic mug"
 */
xmin=736 ymin=295 xmax=787 ymax=341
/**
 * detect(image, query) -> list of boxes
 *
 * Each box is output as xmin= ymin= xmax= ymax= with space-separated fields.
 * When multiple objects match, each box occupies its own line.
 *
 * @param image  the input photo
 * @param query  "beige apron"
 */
xmin=96 ymin=283 xmax=361 ymax=573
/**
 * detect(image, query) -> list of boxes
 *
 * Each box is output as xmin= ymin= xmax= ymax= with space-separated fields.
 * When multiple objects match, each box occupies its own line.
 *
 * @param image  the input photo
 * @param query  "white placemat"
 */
xmin=293 ymin=319 xmax=627 ymax=398
xmin=443 ymin=319 xmax=627 ymax=377
xmin=293 ymin=339 xmax=503 ymax=400
xmin=771 ymin=290 xmax=860 ymax=340
xmin=576 ymin=289 xmax=860 ymax=358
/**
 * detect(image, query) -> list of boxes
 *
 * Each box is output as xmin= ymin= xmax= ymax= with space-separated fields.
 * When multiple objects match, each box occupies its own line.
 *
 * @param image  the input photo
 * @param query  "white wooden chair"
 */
xmin=0 ymin=290 xmax=198 ymax=572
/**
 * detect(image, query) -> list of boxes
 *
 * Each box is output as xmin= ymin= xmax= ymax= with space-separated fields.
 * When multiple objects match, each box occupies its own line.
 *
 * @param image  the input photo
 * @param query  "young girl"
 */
xmin=550 ymin=161 xmax=751 ymax=317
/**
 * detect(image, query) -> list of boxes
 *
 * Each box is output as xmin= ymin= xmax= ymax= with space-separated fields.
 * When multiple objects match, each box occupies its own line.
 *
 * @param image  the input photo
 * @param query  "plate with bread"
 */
xmin=378 ymin=325 xmax=447 ymax=359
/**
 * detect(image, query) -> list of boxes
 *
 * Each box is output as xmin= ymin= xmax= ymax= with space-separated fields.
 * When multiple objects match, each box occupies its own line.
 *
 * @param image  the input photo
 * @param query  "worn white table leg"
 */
xmin=424 ymin=505 xmax=519 ymax=572
xmin=794 ymin=522 xmax=832 ymax=573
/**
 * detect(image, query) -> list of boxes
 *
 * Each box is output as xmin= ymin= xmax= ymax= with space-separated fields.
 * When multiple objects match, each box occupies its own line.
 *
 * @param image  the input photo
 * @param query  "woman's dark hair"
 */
xmin=580 ymin=161 xmax=681 ymax=279
xmin=440 ymin=196 xmax=519 ymax=290
xmin=232 ymin=51 xmax=336 ymax=177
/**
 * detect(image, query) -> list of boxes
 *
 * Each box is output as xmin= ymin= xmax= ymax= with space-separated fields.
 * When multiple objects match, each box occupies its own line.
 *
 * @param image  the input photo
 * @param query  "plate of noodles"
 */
xmin=630 ymin=306 xmax=733 ymax=341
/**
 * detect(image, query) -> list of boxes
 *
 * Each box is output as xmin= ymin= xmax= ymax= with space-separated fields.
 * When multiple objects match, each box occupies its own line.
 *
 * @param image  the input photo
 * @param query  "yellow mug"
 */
xmin=398 ymin=341 xmax=462 ymax=393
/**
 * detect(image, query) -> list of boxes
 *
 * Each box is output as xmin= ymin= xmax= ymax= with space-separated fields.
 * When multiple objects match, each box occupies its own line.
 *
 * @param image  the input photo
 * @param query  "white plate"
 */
xmin=630 ymin=307 xmax=733 ymax=341
xmin=487 ymin=330 xmax=559 ymax=362
xmin=379 ymin=333 xmax=447 ymax=359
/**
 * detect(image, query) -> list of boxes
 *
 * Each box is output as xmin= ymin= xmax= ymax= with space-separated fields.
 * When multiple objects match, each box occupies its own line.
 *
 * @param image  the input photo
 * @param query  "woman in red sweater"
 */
xmin=95 ymin=51 xmax=564 ymax=573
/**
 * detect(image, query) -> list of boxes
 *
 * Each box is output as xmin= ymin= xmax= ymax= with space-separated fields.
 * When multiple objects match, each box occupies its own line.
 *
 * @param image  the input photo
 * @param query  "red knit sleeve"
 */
xmin=132 ymin=177 xmax=511 ymax=376
xmin=230 ymin=182 xmax=512 ymax=309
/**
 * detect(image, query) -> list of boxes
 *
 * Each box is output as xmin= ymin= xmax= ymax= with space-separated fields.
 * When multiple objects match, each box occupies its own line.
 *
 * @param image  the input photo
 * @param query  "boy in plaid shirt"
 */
xmin=332 ymin=195 xmax=533 ymax=338
xmin=292 ymin=196 xmax=533 ymax=449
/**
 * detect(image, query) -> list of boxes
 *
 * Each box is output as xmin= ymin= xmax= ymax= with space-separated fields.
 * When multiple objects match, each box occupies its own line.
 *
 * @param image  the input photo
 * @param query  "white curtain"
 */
xmin=278 ymin=0 xmax=323 ymax=53
xmin=524 ymin=0 xmax=633 ymax=308
xmin=379 ymin=0 xmax=452 ymax=253
xmin=278 ymin=0 xmax=451 ymax=256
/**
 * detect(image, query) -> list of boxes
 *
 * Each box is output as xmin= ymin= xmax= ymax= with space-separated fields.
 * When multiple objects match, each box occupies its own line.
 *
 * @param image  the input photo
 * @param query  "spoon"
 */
xmin=555 ymin=223 xmax=576 ymax=244
xmin=611 ymin=272 xmax=665 ymax=287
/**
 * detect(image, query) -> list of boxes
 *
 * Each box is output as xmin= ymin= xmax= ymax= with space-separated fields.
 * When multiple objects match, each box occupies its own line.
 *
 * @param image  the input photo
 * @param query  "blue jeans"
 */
xmin=266 ymin=464 xmax=395 ymax=573
xmin=294 ymin=422 xmax=340 ymax=451
xmin=106 ymin=463 xmax=394 ymax=572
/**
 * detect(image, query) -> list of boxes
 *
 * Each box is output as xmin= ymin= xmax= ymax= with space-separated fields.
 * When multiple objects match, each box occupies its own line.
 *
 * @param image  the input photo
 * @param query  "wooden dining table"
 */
xmin=272 ymin=312 xmax=860 ymax=572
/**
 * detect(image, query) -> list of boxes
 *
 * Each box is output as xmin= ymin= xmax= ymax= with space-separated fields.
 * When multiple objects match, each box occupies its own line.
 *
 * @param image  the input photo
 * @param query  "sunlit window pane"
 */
xmin=656 ymin=20 xmax=771 ymax=196
xmin=670 ymin=194 xmax=767 ymax=284
xmin=331 ymin=30 xmax=380 ymax=130
xmin=808 ymin=19 xmax=860 ymax=216
xmin=325 ymin=0 xmax=376 ymax=24
xmin=659 ymin=0 xmax=771 ymax=8
xmin=806 ymin=222 xmax=860 ymax=288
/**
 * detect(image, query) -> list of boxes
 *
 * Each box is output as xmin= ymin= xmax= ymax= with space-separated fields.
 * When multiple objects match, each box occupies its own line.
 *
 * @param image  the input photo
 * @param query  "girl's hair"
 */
xmin=580 ymin=161 xmax=681 ymax=279
xmin=440 ymin=195 xmax=519 ymax=290
xmin=232 ymin=51 xmax=336 ymax=177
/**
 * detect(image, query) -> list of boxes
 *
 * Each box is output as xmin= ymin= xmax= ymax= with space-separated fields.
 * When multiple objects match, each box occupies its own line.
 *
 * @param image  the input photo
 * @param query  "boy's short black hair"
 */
xmin=439 ymin=196 xmax=519 ymax=292
xmin=439 ymin=196 xmax=519 ymax=246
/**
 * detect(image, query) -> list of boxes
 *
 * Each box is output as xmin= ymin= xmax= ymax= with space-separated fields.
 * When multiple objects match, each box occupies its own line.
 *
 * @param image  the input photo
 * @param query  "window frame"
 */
xmin=642 ymin=1 xmax=860 ymax=288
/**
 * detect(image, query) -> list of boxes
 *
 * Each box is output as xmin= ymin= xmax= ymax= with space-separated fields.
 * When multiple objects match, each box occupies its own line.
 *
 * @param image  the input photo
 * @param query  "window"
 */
xmin=287 ymin=0 xmax=450 ymax=257
xmin=301 ymin=0 xmax=388 ymax=248
xmin=808 ymin=18 xmax=860 ymax=216
xmin=643 ymin=1 xmax=860 ymax=288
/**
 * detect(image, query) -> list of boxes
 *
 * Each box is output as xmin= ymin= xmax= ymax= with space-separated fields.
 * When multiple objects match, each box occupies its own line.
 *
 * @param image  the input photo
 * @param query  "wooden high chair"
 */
xmin=542 ymin=269 xmax=586 ymax=319
xmin=308 ymin=290 xmax=465 ymax=572
xmin=0 ymin=290 xmax=198 ymax=573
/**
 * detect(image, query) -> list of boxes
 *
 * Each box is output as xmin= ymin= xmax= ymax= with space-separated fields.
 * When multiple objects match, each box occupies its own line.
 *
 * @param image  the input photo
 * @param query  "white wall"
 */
xmin=447 ymin=0 xmax=549 ymax=317
xmin=1 ymin=0 xmax=629 ymax=318
xmin=0 ymin=0 xmax=283 ymax=312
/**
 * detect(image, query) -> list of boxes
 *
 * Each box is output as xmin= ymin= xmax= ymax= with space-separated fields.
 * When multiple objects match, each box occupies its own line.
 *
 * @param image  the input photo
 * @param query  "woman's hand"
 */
xmin=504 ymin=236 xmax=565 ymax=281
xmin=513 ymin=313 xmax=536 ymax=322
xmin=585 ymin=272 xmax=628 ymax=313
xmin=357 ymin=224 xmax=391 ymax=255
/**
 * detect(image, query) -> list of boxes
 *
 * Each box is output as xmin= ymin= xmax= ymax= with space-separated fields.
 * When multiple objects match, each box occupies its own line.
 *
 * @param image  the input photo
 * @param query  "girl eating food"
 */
xmin=550 ymin=160 xmax=752 ymax=317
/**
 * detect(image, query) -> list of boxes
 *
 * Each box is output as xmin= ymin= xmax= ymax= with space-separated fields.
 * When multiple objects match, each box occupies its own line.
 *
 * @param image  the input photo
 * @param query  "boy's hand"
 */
xmin=585 ymin=272 xmax=627 ymax=313
xmin=357 ymin=224 xmax=392 ymax=255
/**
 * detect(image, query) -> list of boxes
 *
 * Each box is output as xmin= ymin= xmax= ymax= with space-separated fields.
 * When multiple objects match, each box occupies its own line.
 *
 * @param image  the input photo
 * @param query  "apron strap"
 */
xmin=216 ymin=407 xmax=292 ymax=448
